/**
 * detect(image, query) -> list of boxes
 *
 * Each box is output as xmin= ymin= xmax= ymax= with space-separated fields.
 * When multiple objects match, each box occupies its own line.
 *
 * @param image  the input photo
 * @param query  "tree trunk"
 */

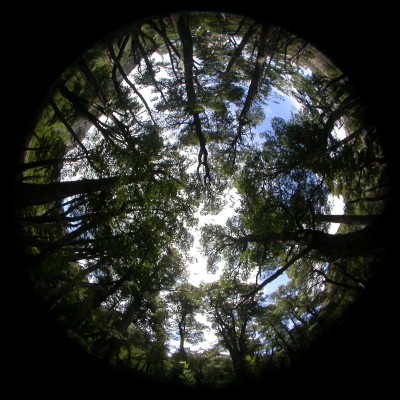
xmin=323 ymin=93 xmax=359 ymax=136
xmin=58 ymin=84 xmax=121 ymax=148
xmin=135 ymin=32 xmax=167 ymax=103
xmin=19 ymin=213 xmax=89 ymax=225
xmin=178 ymin=321 xmax=188 ymax=361
xmin=147 ymin=19 xmax=181 ymax=59
xmin=236 ymin=24 xmax=270 ymax=140
xmin=226 ymin=212 xmax=388 ymax=260
xmin=76 ymin=56 xmax=108 ymax=105
xmin=310 ymin=213 xmax=388 ymax=259
xmin=45 ymin=259 xmax=109 ymax=304
xmin=107 ymin=42 xmax=157 ymax=125
xmin=17 ymin=157 xmax=63 ymax=173
xmin=222 ymin=22 xmax=257 ymax=80
xmin=15 ymin=176 xmax=121 ymax=206
xmin=173 ymin=14 xmax=211 ymax=185
xmin=326 ymin=127 xmax=363 ymax=154
xmin=48 ymin=97 xmax=95 ymax=162
xmin=76 ymin=57 xmax=134 ymax=141
xmin=317 ymin=214 xmax=378 ymax=225
xmin=103 ymin=293 xmax=143 ymax=362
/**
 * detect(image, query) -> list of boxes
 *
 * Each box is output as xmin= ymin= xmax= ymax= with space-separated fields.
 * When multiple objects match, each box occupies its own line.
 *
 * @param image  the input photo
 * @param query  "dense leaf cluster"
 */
xmin=15 ymin=12 xmax=389 ymax=388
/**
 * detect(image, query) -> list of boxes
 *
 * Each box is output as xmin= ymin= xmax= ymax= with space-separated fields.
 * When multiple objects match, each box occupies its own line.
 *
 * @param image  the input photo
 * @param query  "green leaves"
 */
xmin=15 ymin=10 xmax=390 ymax=389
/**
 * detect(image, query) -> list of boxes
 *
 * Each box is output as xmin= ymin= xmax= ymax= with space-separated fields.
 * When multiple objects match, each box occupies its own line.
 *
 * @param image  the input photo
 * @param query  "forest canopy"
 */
xmin=15 ymin=11 xmax=390 ymax=389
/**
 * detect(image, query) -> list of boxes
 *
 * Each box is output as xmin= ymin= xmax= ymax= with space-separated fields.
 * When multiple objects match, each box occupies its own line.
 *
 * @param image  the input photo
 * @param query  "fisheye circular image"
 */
xmin=14 ymin=11 xmax=391 ymax=391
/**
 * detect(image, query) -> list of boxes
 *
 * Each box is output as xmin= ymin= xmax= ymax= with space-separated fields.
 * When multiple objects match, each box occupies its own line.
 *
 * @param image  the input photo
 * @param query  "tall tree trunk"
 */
xmin=178 ymin=316 xmax=187 ymax=360
xmin=103 ymin=293 xmax=143 ymax=362
xmin=173 ymin=14 xmax=211 ymax=186
xmin=107 ymin=42 xmax=157 ymax=125
xmin=76 ymin=56 xmax=108 ymax=105
xmin=15 ymin=176 xmax=122 ymax=206
xmin=147 ymin=19 xmax=181 ymax=59
xmin=316 ymin=214 xmax=378 ymax=225
xmin=222 ymin=22 xmax=257 ymax=81
xmin=224 ymin=212 xmax=387 ymax=260
xmin=136 ymin=37 xmax=168 ymax=103
xmin=326 ymin=127 xmax=363 ymax=154
xmin=310 ymin=214 xmax=388 ymax=259
xmin=17 ymin=157 xmax=64 ymax=173
xmin=236 ymin=24 xmax=270 ymax=140
xmin=19 ymin=213 xmax=89 ymax=225
xmin=45 ymin=258 xmax=109 ymax=305
xmin=76 ymin=57 xmax=134 ymax=142
xmin=323 ymin=93 xmax=359 ymax=136
xmin=48 ymin=97 xmax=96 ymax=166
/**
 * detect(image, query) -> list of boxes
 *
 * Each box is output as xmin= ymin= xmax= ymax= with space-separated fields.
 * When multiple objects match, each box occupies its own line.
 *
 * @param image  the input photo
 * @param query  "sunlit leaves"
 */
xmin=15 ymin=10 xmax=390 ymax=389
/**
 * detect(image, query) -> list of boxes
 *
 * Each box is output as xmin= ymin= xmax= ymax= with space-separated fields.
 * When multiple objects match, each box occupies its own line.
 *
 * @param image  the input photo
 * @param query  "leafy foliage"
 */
xmin=15 ymin=11 xmax=390 ymax=389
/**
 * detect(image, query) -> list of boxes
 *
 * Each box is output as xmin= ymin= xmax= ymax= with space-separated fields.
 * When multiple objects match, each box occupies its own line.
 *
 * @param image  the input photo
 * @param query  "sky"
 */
xmin=169 ymin=86 xmax=345 ymax=353
xmin=60 ymin=56 xmax=345 ymax=353
xmin=186 ymin=86 xmax=345 ymax=287
xmin=61 ymin=62 xmax=346 ymax=353
xmin=186 ymin=88 xmax=300 ymax=287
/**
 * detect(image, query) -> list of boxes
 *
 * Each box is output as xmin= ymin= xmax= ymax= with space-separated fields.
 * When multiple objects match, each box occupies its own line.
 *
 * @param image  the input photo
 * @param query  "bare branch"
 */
xmin=312 ymin=268 xmax=364 ymax=291
xmin=234 ymin=245 xmax=312 ymax=309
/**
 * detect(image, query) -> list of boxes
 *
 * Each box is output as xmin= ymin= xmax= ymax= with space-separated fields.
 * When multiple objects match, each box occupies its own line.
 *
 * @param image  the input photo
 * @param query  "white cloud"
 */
xmin=187 ymin=188 xmax=239 ymax=286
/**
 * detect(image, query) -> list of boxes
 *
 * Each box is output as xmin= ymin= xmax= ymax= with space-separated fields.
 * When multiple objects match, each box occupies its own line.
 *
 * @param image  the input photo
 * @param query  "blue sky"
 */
xmin=187 ymin=86 xmax=301 ymax=288
xmin=259 ymin=87 xmax=302 ymax=133
xmin=174 ymin=87 xmax=303 ymax=352
xmin=60 ymin=57 xmax=343 ymax=353
xmin=177 ymin=84 xmax=345 ymax=352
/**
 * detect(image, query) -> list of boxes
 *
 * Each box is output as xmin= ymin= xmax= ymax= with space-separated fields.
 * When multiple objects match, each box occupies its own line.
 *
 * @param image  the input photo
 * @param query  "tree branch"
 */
xmin=107 ymin=41 xmax=158 ymax=126
xmin=48 ymin=97 xmax=101 ymax=174
xmin=235 ymin=245 xmax=311 ymax=309
xmin=312 ymin=268 xmax=364 ymax=291
xmin=173 ymin=14 xmax=211 ymax=188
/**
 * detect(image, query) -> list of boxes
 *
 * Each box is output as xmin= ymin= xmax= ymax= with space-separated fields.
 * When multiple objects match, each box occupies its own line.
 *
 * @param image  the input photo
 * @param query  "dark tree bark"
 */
xmin=235 ymin=246 xmax=311 ymax=308
xmin=310 ymin=214 xmax=388 ymax=259
xmin=17 ymin=158 xmax=64 ymax=173
xmin=135 ymin=30 xmax=167 ymax=103
xmin=107 ymin=41 xmax=157 ymax=125
xmin=316 ymin=214 xmax=378 ymax=225
xmin=220 ymin=213 xmax=387 ymax=260
xmin=58 ymin=84 xmax=120 ymax=148
xmin=19 ymin=213 xmax=88 ymax=225
xmin=45 ymin=257 xmax=112 ymax=307
xmin=177 ymin=312 xmax=187 ymax=358
xmin=147 ymin=19 xmax=181 ymax=59
xmin=222 ymin=22 xmax=257 ymax=80
xmin=103 ymin=293 xmax=144 ymax=362
xmin=16 ymin=165 xmax=167 ymax=207
xmin=209 ymin=297 xmax=251 ymax=382
xmin=76 ymin=56 xmax=108 ymax=105
xmin=15 ymin=176 xmax=122 ymax=206
xmin=235 ymin=24 xmax=271 ymax=142
xmin=326 ymin=127 xmax=363 ymax=154
xmin=50 ymin=97 xmax=104 ymax=175
xmin=173 ymin=14 xmax=211 ymax=187
xmin=76 ymin=56 xmax=134 ymax=142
